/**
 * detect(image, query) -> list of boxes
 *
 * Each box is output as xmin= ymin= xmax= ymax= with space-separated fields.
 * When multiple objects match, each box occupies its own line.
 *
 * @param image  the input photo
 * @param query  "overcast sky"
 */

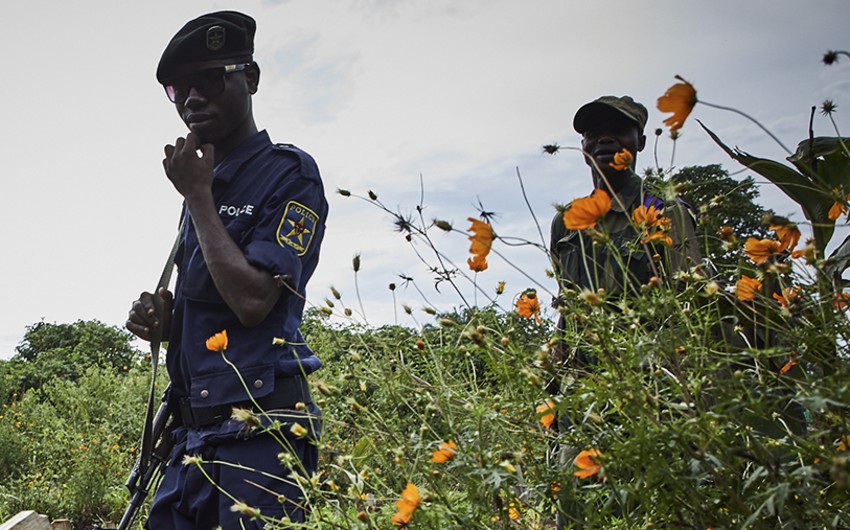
xmin=2 ymin=0 xmax=849 ymax=359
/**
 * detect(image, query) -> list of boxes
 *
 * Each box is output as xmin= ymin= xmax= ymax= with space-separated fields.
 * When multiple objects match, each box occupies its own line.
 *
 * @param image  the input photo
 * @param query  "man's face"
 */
xmin=164 ymin=60 xmax=259 ymax=144
xmin=580 ymin=111 xmax=646 ymax=185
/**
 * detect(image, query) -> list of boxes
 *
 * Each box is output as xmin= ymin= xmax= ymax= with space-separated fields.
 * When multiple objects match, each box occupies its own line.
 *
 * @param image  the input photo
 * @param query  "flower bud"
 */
xmin=433 ymin=219 xmax=453 ymax=231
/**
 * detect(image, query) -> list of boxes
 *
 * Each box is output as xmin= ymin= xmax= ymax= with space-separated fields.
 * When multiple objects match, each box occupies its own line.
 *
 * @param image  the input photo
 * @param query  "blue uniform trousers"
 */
xmin=147 ymin=425 xmax=317 ymax=529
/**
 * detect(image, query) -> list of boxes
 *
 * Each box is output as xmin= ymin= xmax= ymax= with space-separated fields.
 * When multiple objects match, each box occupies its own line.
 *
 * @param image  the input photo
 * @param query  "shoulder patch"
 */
xmin=276 ymin=201 xmax=319 ymax=256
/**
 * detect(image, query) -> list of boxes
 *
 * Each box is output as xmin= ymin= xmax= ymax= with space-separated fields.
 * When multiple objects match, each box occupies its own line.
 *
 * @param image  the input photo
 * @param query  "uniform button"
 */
xmin=254 ymin=379 xmax=264 ymax=389
xmin=200 ymin=389 xmax=209 ymax=399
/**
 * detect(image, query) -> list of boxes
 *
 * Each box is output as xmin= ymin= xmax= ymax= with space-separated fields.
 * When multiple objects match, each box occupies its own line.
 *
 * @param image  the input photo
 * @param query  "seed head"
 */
xmin=823 ymin=50 xmax=840 ymax=65
xmin=822 ymin=99 xmax=838 ymax=116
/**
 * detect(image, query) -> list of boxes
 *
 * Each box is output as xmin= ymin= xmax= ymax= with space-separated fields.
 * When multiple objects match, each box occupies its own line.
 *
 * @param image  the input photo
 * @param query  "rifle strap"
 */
xmin=139 ymin=214 xmax=186 ymax=478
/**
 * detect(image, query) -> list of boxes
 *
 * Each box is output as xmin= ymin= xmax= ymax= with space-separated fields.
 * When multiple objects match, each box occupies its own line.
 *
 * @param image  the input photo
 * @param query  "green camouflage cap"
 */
xmin=573 ymin=95 xmax=648 ymax=134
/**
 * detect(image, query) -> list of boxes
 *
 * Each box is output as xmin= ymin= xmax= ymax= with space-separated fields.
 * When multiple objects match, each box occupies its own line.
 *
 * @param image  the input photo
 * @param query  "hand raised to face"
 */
xmin=162 ymin=132 xmax=216 ymax=200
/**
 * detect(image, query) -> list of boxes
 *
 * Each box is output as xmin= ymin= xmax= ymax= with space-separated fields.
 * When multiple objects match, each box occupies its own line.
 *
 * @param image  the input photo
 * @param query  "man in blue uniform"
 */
xmin=127 ymin=11 xmax=327 ymax=528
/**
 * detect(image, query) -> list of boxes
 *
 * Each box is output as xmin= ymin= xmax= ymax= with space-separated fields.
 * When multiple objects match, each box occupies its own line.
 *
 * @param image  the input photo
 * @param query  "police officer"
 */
xmin=127 ymin=11 xmax=327 ymax=528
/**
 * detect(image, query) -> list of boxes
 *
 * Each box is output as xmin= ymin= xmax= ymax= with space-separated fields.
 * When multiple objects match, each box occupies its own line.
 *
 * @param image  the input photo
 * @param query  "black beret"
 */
xmin=157 ymin=11 xmax=256 ymax=82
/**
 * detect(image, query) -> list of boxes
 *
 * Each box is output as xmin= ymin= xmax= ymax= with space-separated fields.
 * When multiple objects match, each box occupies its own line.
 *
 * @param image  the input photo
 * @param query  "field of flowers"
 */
xmin=1 ymin=52 xmax=850 ymax=529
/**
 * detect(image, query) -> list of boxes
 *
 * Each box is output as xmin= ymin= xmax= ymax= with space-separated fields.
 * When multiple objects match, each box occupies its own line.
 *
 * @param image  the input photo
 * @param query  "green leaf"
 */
xmin=701 ymin=122 xmax=836 ymax=252
xmin=826 ymin=233 xmax=850 ymax=280
xmin=350 ymin=435 xmax=375 ymax=468
xmin=787 ymin=137 xmax=850 ymax=192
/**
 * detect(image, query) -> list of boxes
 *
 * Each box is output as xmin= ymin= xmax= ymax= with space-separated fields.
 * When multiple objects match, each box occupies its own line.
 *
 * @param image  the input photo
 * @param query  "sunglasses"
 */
xmin=163 ymin=63 xmax=252 ymax=104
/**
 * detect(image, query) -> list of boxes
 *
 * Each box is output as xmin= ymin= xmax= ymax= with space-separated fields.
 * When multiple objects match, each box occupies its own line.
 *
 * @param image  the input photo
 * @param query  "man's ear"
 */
xmin=637 ymin=133 xmax=647 ymax=153
xmin=246 ymin=62 xmax=261 ymax=94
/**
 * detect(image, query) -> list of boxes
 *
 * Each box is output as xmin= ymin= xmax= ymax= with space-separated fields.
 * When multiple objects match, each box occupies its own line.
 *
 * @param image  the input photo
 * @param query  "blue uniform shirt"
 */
xmin=166 ymin=130 xmax=327 ymax=409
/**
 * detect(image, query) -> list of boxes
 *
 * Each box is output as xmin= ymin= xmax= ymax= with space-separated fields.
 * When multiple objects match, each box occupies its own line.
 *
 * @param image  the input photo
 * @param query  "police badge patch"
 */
xmin=206 ymin=25 xmax=225 ymax=51
xmin=277 ymin=201 xmax=318 ymax=256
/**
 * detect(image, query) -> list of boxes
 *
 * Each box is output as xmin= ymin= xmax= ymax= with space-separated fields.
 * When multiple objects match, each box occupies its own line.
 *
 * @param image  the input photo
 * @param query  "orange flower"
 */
xmin=779 ymin=352 xmax=798 ymax=375
xmin=508 ymin=501 xmax=521 ymax=520
xmin=828 ymin=191 xmax=850 ymax=220
xmin=657 ymin=75 xmax=698 ymax=134
xmin=834 ymin=291 xmax=850 ymax=310
xmin=467 ymin=218 xmax=493 ymax=272
xmin=515 ymin=289 xmax=541 ymax=323
xmin=573 ymin=448 xmax=602 ymax=479
xmin=770 ymin=222 xmax=801 ymax=253
xmin=391 ymin=482 xmax=420 ymax=527
xmin=563 ymin=189 xmax=612 ymax=230
xmin=772 ymin=287 xmax=799 ymax=308
xmin=744 ymin=238 xmax=782 ymax=264
xmin=205 ymin=330 xmax=228 ymax=352
xmin=633 ymin=203 xmax=672 ymax=246
xmin=631 ymin=204 xmax=665 ymax=229
xmin=467 ymin=254 xmax=487 ymax=272
xmin=431 ymin=440 xmax=458 ymax=464
xmin=641 ymin=230 xmax=672 ymax=246
xmin=609 ymin=148 xmax=633 ymax=171
xmin=735 ymin=275 xmax=762 ymax=302
xmin=718 ymin=225 xmax=736 ymax=243
xmin=537 ymin=400 xmax=555 ymax=429
xmin=791 ymin=241 xmax=816 ymax=263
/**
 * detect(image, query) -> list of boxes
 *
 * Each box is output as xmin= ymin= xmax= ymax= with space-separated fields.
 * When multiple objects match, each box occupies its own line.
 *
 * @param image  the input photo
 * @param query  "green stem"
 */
xmin=828 ymin=114 xmax=850 ymax=159
xmin=699 ymin=100 xmax=792 ymax=155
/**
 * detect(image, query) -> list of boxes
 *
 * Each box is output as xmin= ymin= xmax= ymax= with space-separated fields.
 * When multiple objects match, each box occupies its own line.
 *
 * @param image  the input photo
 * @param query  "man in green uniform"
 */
xmin=550 ymin=95 xmax=699 ymax=298
xmin=548 ymin=96 xmax=700 ymax=529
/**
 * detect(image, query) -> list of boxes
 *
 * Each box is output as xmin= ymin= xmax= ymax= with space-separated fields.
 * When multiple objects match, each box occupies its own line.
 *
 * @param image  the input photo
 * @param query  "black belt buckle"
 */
xmin=179 ymin=398 xmax=229 ymax=429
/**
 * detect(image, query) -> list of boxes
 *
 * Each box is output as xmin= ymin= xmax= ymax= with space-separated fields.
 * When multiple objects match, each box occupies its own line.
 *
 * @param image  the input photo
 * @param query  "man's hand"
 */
xmin=162 ymin=132 xmax=215 ymax=200
xmin=126 ymin=288 xmax=173 ymax=342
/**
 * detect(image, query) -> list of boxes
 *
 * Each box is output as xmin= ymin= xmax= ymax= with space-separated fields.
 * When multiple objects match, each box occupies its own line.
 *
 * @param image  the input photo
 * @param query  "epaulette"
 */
xmin=271 ymin=143 xmax=321 ymax=182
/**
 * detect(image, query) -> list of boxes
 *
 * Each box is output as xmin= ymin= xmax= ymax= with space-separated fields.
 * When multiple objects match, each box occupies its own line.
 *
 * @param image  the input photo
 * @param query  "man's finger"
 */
xmin=200 ymin=142 xmax=215 ymax=160
xmin=126 ymin=319 xmax=151 ymax=342
xmin=184 ymin=133 xmax=200 ymax=152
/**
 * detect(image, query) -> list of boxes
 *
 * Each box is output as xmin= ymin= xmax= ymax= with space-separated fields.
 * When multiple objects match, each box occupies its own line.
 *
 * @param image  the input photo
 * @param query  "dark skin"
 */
xmin=581 ymin=112 xmax=646 ymax=194
xmin=127 ymin=60 xmax=284 ymax=341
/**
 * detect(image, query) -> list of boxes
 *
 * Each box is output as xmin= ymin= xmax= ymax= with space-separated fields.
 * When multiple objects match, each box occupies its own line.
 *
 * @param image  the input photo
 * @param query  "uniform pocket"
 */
xmin=189 ymin=364 xmax=275 ymax=407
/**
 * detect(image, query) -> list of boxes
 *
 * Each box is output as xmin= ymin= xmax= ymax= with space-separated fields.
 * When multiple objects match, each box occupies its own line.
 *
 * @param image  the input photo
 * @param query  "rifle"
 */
xmin=104 ymin=215 xmax=185 ymax=530
xmin=115 ymin=393 xmax=173 ymax=530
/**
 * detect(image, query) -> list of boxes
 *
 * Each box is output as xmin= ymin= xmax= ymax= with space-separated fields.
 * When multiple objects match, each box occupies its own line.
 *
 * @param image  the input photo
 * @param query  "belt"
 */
xmin=178 ymin=375 xmax=312 ymax=429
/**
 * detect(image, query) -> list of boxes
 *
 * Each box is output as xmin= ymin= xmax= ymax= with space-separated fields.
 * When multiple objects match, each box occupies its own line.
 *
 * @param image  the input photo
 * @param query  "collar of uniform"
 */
xmin=213 ymin=130 xmax=271 ymax=183
xmin=608 ymin=174 xmax=643 ymax=213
